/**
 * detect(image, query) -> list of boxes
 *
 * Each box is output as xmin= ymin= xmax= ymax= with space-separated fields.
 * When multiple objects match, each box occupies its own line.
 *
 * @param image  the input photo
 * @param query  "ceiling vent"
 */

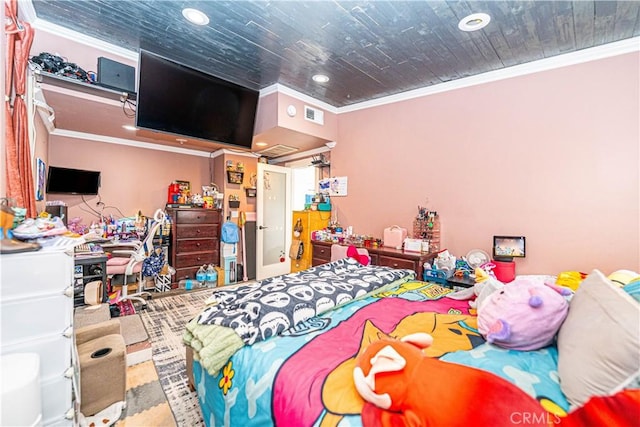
xmin=304 ymin=105 xmax=324 ymax=125
xmin=257 ymin=144 xmax=299 ymax=158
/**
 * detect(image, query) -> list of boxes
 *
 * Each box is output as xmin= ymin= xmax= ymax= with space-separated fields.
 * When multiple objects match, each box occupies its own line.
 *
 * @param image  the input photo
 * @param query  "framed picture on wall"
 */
xmin=227 ymin=171 xmax=244 ymax=184
xmin=36 ymin=158 xmax=45 ymax=201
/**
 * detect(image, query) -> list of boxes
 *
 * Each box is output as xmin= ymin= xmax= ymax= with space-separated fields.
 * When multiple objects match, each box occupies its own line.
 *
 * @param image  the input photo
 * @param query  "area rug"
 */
xmin=115 ymin=360 xmax=176 ymax=427
xmin=138 ymin=288 xmax=213 ymax=426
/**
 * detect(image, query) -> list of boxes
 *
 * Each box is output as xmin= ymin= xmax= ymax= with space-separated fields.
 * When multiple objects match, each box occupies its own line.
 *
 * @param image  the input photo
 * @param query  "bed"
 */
xmin=183 ymin=261 xmax=640 ymax=427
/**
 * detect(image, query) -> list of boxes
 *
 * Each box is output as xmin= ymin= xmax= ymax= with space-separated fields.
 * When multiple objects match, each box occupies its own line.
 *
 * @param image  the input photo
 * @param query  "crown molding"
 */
xmin=339 ymin=37 xmax=640 ymax=113
xmin=19 ymin=0 xmax=137 ymax=61
xmin=50 ymin=129 xmax=213 ymax=157
xmin=208 ymin=149 xmax=261 ymax=159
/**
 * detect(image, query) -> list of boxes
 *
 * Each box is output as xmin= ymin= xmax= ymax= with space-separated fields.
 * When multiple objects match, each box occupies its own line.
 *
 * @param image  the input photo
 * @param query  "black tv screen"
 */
xmin=46 ymin=166 xmax=101 ymax=195
xmin=135 ymin=50 xmax=259 ymax=149
xmin=493 ymin=235 xmax=526 ymax=262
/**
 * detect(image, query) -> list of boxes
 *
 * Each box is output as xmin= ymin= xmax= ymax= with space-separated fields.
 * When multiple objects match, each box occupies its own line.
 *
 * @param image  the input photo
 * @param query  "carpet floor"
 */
xmin=115 ymin=360 xmax=176 ymax=427
xmin=138 ymin=288 xmax=213 ymax=427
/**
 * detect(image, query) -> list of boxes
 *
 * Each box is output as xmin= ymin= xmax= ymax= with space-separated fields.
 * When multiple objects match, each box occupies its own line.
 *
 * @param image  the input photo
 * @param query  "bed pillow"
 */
xmin=557 ymin=269 xmax=640 ymax=408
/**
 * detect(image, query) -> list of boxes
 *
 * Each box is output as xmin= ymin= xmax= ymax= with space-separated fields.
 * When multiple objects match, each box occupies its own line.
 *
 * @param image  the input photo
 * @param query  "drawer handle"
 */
xmin=64 ymin=367 xmax=74 ymax=378
xmin=196 ymin=229 xmax=201 ymax=234
xmin=196 ymin=242 xmax=201 ymax=247
xmin=393 ymin=263 xmax=399 ymax=267
xmin=62 ymin=326 xmax=73 ymax=338
xmin=64 ymin=286 xmax=74 ymax=298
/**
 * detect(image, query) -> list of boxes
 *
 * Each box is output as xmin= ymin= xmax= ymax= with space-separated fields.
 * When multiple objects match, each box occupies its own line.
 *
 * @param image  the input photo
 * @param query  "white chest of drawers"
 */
xmin=1 ymin=249 xmax=75 ymax=426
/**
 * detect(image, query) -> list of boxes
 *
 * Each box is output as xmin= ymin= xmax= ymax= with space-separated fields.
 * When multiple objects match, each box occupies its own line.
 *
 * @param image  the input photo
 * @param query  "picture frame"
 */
xmin=175 ymin=180 xmax=191 ymax=193
xmin=227 ymin=171 xmax=244 ymax=184
xmin=36 ymin=158 xmax=45 ymax=201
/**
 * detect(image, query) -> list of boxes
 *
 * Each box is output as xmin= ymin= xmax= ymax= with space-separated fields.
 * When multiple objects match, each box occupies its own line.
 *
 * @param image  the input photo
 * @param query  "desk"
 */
xmin=311 ymin=241 xmax=436 ymax=279
xmin=73 ymin=254 xmax=108 ymax=306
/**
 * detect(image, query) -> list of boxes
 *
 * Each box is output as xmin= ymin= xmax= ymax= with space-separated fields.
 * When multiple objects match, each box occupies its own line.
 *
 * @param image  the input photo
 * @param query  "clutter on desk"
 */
xmin=383 ymin=225 xmax=407 ymax=249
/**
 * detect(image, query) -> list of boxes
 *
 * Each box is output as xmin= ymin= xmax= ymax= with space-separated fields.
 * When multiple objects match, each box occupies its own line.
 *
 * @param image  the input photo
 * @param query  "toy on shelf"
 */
xmin=453 ymin=258 xmax=473 ymax=278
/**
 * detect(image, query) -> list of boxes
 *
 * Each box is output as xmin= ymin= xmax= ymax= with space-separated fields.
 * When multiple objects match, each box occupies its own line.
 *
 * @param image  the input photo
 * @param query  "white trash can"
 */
xmin=1 ymin=352 xmax=43 ymax=427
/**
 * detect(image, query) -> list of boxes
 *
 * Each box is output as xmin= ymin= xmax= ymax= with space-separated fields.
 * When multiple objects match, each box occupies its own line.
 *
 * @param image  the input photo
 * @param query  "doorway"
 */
xmin=256 ymin=163 xmax=292 ymax=280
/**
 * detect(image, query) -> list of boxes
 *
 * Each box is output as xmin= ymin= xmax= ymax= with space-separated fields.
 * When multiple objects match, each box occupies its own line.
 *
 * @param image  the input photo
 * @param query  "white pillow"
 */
xmin=557 ymin=269 xmax=640 ymax=408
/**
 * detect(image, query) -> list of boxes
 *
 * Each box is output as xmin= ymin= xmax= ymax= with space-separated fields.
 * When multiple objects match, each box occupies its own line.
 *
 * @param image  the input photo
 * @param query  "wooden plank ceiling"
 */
xmin=31 ymin=0 xmax=640 ymax=108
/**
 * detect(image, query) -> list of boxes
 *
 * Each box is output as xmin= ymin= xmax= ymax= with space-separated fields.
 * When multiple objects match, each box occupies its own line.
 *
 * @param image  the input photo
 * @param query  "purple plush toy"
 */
xmin=477 ymin=278 xmax=571 ymax=351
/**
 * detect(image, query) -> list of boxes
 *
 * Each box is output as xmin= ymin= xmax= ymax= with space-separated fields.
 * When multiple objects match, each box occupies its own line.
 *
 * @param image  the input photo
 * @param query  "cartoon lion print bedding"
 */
xmin=191 ymin=281 xmax=570 ymax=426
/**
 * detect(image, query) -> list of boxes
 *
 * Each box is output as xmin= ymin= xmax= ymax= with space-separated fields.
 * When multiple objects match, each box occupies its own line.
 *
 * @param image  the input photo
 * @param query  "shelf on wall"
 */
xmin=34 ymin=69 xmax=137 ymax=102
xmin=227 ymin=170 xmax=244 ymax=184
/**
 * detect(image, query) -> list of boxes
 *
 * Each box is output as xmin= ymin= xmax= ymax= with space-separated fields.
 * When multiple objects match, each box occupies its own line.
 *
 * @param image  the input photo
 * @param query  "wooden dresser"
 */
xmin=311 ymin=240 xmax=436 ymax=279
xmin=166 ymin=207 xmax=222 ymax=286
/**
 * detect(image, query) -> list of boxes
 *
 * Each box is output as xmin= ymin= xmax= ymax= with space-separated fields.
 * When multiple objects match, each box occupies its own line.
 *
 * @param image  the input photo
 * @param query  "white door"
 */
xmin=256 ymin=162 xmax=292 ymax=280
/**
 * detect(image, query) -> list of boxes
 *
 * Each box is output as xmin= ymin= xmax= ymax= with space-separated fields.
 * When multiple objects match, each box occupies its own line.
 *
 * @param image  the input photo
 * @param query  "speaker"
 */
xmin=45 ymin=205 xmax=68 ymax=226
xmin=97 ymin=57 xmax=135 ymax=94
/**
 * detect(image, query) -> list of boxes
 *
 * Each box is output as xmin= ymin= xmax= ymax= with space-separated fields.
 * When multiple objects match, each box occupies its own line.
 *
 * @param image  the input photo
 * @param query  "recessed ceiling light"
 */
xmin=458 ymin=13 xmax=491 ymax=32
xmin=312 ymin=74 xmax=330 ymax=83
xmin=122 ymin=125 xmax=137 ymax=131
xmin=255 ymin=141 xmax=268 ymax=147
xmin=182 ymin=8 xmax=209 ymax=26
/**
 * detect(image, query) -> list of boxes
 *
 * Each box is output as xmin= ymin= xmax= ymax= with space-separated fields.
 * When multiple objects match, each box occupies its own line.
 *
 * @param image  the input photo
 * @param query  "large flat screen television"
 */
xmin=135 ymin=50 xmax=259 ymax=149
xmin=493 ymin=235 xmax=526 ymax=262
xmin=46 ymin=166 xmax=101 ymax=195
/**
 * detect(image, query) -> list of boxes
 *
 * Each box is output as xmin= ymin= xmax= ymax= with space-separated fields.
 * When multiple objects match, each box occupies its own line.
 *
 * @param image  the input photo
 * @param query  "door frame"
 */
xmin=256 ymin=162 xmax=292 ymax=280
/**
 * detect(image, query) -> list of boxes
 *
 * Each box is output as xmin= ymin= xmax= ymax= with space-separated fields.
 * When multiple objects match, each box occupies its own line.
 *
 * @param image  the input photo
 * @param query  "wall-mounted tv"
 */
xmin=135 ymin=50 xmax=259 ymax=149
xmin=493 ymin=235 xmax=526 ymax=262
xmin=46 ymin=166 xmax=101 ymax=195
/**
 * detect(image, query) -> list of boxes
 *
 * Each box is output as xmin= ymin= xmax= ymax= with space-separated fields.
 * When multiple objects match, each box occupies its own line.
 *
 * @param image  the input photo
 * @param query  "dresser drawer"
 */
xmin=312 ymin=244 xmax=331 ymax=262
xmin=41 ymin=374 xmax=72 ymax=426
xmin=176 ymin=224 xmax=219 ymax=239
xmin=2 ymin=294 xmax=72 ymax=345
xmin=174 ymin=266 xmax=204 ymax=282
xmin=175 ymin=209 xmax=220 ymax=224
xmin=1 ymin=334 xmax=72 ymax=381
xmin=176 ymin=239 xmax=217 ymax=253
xmin=378 ymin=255 xmax=416 ymax=271
xmin=175 ymin=251 xmax=219 ymax=269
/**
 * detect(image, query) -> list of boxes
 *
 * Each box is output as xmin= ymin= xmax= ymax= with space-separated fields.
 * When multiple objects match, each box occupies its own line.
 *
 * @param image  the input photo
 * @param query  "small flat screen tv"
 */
xmin=136 ymin=50 xmax=259 ymax=149
xmin=493 ymin=235 xmax=526 ymax=262
xmin=46 ymin=166 xmax=101 ymax=195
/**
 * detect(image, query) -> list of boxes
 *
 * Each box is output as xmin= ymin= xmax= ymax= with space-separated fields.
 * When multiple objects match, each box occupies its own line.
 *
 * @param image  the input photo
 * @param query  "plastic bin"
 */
xmin=493 ymin=259 xmax=516 ymax=283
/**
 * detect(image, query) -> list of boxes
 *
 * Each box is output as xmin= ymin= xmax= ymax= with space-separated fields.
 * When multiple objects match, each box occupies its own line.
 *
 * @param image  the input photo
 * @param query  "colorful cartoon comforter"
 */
xmin=184 ymin=258 xmax=415 ymax=376
xmin=191 ymin=281 xmax=570 ymax=427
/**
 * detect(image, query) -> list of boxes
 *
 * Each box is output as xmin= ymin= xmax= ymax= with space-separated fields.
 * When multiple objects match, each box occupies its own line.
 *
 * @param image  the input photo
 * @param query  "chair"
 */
xmin=106 ymin=209 xmax=166 ymax=309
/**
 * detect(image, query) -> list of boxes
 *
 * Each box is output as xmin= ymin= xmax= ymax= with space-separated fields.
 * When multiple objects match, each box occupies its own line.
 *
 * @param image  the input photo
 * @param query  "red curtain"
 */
xmin=4 ymin=0 xmax=36 ymax=217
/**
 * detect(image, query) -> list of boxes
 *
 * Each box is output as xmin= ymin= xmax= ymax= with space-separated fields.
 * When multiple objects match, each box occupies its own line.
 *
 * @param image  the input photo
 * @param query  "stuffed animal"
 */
xmin=478 ymin=278 xmax=571 ymax=351
xmin=347 ymin=245 xmax=370 ymax=266
xmin=353 ymin=333 xmax=549 ymax=427
xmin=448 ymin=267 xmax=504 ymax=311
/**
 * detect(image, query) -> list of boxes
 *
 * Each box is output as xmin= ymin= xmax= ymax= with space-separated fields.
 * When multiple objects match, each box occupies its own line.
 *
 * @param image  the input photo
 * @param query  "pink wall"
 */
xmin=48 ymin=135 xmax=211 ymax=224
xmin=332 ymin=53 xmax=639 ymax=275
